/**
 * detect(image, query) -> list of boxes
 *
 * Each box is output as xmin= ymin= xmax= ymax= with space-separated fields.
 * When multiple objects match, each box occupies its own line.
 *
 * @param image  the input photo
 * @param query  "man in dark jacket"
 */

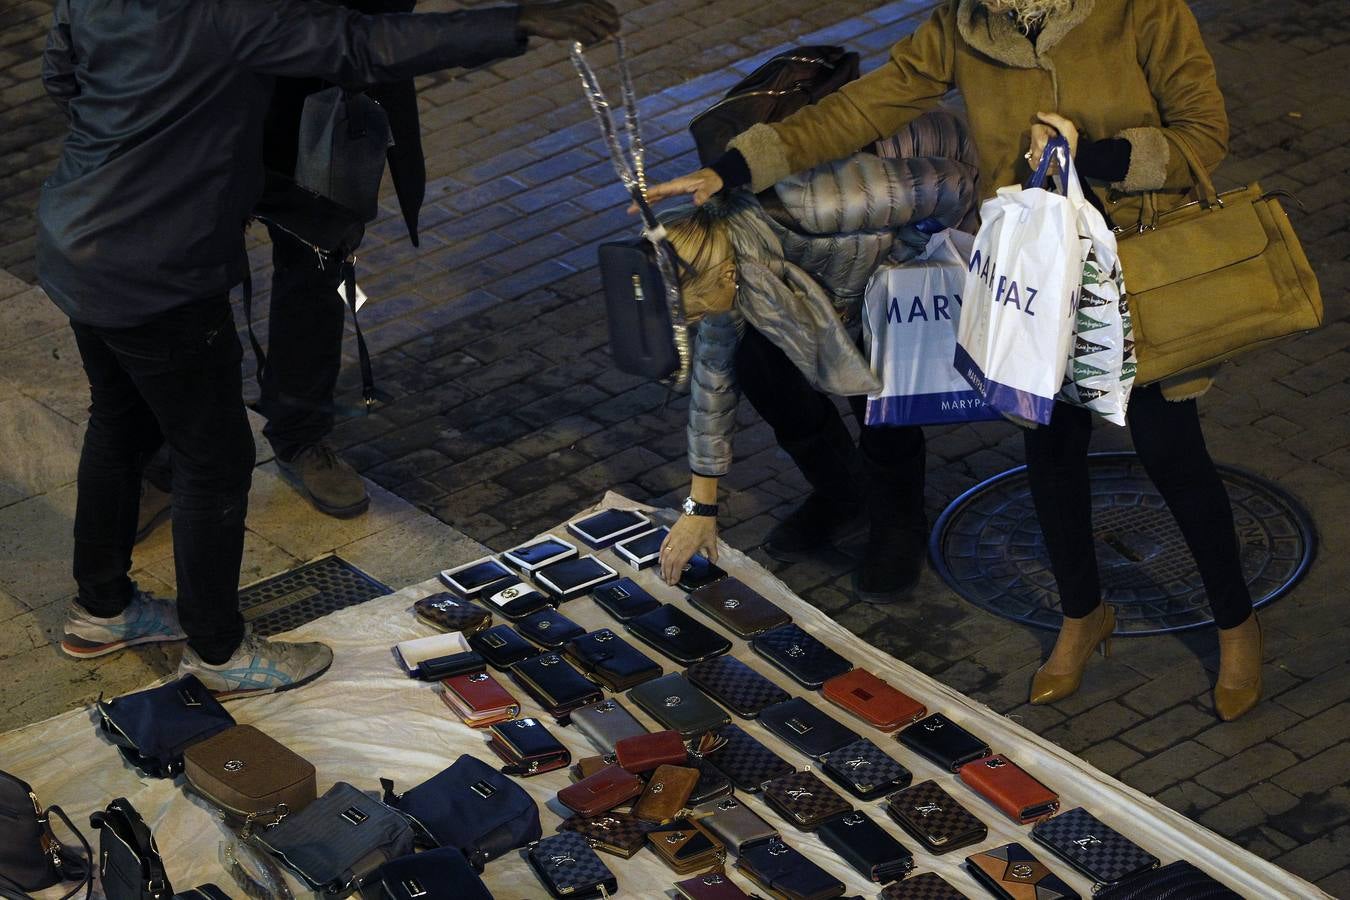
xmin=40 ymin=0 xmax=618 ymax=698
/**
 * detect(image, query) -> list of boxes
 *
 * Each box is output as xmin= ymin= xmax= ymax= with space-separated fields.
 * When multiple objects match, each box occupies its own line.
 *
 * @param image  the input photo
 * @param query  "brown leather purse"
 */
xmin=634 ymin=765 xmax=701 ymax=823
xmin=956 ymin=755 xmax=1059 ymax=824
xmin=614 ymin=730 xmax=687 ymax=774
xmin=183 ymin=725 xmax=316 ymax=829
xmin=558 ymin=764 xmax=644 ymax=817
xmin=821 ymin=669 xmax=926 ymax=731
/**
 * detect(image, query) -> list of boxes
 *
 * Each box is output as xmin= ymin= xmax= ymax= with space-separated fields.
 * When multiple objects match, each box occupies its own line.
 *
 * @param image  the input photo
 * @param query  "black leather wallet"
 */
xmin=896 ymin=714 xmax=991 ymax=772
xmin=751 ymin=624 xmax=852 ymax=689
xmin=479 ymin=580 xmax=553 ymax=621
xmin=676 ymin=555 xmax=728 ymax=591
xmin=688 ymin=759 xmax=734 ymax=805
xmin=486 ymin=718 xmax=571 ymax=776
xmin=698 ymin=724 xmax=793 ymax=793
xmin=564 ymin=629 xmax=663 ymax=692
xmin=625 ymin=604 xmax=732 ymax=666
xmin=735 ymin=837 xmax=846 ymax=900
xmin=526 ymin=832 xmax=618 ymax=899
xmin=819 ymin=738 xmax=912 ymax=800
xmin=591 ymin=578 xmax=662 ymax=621
xmin=468 ymin=625 xmax=540 ymax=671
xmin=416 ymin=651 xmax=487 ymax=680
xmin=966 ymin=842 xmax=1080 ymax=900
xmin=758 ymin=698 xmax=859 ymax=760
xmin=516 ymin=608 xmax=586 ymax=649
xmin=885 ymin=780 xmax=988 ymax=855
xmin=816 ymin=811 xmax=914 ymax=884
xmin=687 ymin=577 xmax=791 ymax=638
xmin=1031 ymin=807 xmax=1159 ymax=890
xmin=686 ymin=654 xmax=790 ymax=719
xmin=628 ymin=673 xmax=730 ymax=739
xmin=508 ymin=653 xmax=603 ymax=721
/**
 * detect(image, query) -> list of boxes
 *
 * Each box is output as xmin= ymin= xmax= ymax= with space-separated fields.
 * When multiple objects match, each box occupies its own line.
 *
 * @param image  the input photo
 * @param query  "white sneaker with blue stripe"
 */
xmin=61 ymin=588 xmax=187 ymax=658
xmin=178 ymin=631 xmax=333 ymax=700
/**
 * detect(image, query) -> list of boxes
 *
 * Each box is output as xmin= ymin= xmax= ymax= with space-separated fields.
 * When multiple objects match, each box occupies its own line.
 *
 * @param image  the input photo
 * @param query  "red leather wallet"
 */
xmin=558 ymin=763 xmax=644 ymax=817
xmin=957 ymin=754 xmax=1059 ymax=823
xmin=821 ymin=669 xmax=926 ymax=731
xmin=440 ymin=671 xmax=519 ymax=728
xmin=614 ymin=730 xmax=687 ymax=774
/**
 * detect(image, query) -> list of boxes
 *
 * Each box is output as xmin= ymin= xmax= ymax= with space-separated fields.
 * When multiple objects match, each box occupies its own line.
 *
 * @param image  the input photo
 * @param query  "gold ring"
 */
xmin=1024 ymin=151 xmax=1033 ymax=160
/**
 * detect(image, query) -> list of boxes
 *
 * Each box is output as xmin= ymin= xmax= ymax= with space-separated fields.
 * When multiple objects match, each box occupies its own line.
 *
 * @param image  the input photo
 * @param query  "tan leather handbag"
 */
xmin=1118 ymin=134 xmax=1323 ymax=385
xmin=183 ymin=725 xmax=316 ymax=830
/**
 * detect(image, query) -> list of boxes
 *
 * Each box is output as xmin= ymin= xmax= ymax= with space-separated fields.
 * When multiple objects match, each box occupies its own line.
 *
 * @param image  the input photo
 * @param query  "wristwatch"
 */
xmin=683 ymin=497 xmax=718 ymax=517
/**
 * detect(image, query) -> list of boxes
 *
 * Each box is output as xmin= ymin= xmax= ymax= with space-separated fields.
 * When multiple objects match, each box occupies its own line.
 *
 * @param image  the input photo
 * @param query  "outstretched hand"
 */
xmin=630 ymin=168 xmax=724 ymax=213
xmin=659 ymin=514 xmax=718 ymax=585
xmin=517 ymin=0 xmax=620 ymax=46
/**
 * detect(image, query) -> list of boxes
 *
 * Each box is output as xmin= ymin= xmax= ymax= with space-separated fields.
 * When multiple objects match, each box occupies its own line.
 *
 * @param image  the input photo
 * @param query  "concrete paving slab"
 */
xmin=0 ymin=393 xmax=79 ymax=500
xmin=0 ymin=285 xmax=66 ymax=349
xmin=335 ymin=513 xmax=484 ymax=592
xmin=2 ymin=325 xmax=89 ymax=424
xmin=0 ymin=481 xmax=75 ymax=609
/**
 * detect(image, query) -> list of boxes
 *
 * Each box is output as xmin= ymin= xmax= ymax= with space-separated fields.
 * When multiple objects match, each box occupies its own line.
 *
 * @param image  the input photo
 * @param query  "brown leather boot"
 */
xmin=1215 ymin=612 xmax=1262 ymax=721
xmin=1030 ymin=604 xmax=1116 ymax=705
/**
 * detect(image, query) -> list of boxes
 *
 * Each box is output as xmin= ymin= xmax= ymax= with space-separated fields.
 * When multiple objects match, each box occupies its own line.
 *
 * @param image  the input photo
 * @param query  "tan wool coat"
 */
xmin=729 ymin=0 xmax=1229 ymax=399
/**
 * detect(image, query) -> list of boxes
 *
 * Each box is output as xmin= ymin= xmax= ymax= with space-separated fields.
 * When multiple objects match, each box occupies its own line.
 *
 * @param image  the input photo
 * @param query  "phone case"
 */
xmin=568 ymin=508 xmax=652 ymax=548
xmin=613 ymin=730 xmax=688 ymax=774
xmin=646 ymin=817 xmax=726 ymax=874
xmin=633 ymin=765 xmax=702 ymax=824
xmin=735 ymin=837 xmax=846 ymax=900
xmin=412 ymin=592 xmax=493 ymax=636
xmin=440 ymin=671 xmax=519 ymax=728
xmin=536 ymin=555 xmax=620 ymax=600
xmin=885 ymin=781 xmax=988 ymax=855
xmin=965 ymin=842 xmax=1080 ymax=900
xmin=508 ymin=653 xmax=604 ymax=721
xmin=758 ymin=698 xmax=859 ymax=760
xmin=957 ymin=755 xmax=1059 ymax=824
xmin=676 ymin=555 xmax=729 ymax=591
xmin=751 ymin=624 xmax=852 ymax=689
xmin=688 ymin=577 xmax=791 ymax=638
xmin=591 ymin=578 xmax=662 ymax=620
xmin=563 ymin=629 xmax=663 ymax=692
xmin=557 ymin=764 xmax=644 ymax=817
xmin=819 ymin=738 xmax=912 ymax=800
xmin=626 ymin=604 xmax=733 ymax=666
xmin=761 ymin=770 xmax=851 ymax=831
xmin=896 ymin=714 xmax=992 ymax=772
xmin=1031 ymin=808 xmax=1159 ymax=890
xmin=439 ymin=556 xmax=514 ymax=598
xmin=878 ymin=873 xmax=969 ymax=899
xmin=675 ymin=871 xmax=755 ymax=900
xmin=820 ymin=669 xmax=926 ymax=731
xmin=480 ymin=581 xmax=553 ymax=621
xmin=614 ymin=526 xmax=670 ymax=570
xmin=503 ymin=535 xmax=577 ymax=573
xmin=486 ymin=718 xmax=571 ymax=777
xmin=698 ymin=724 xmax=794 ymax=793
xmin=816 ymin=810 xmax=914 ymax=884
xmin=556 ymin=811 xmax=656 ymax=859
xmin=468 ymin=624 xmax=540 ymax=670
xmin=686 ymin=654 xmax=790 ymax=719
xmin=517 ymin=607 xmax=587 ymax=649
xmin=570 ymin=699 xmax=649 ymax=754
xmin=628 ymin=673 xmax=731 ymax=739
xmin=526 ymin=832 xmax=617 ymax=900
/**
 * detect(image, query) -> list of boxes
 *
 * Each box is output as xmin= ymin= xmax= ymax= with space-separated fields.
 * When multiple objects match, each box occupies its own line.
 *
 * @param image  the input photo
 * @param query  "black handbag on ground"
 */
xmin=364 ymin=847 xmax=492 ymax=900
xmin=379 ymin=755 xmax=540 ymax=866
xmin=90 ymin=798 xmax=173 ymax=900
xmin=1094 ymin=860 xmax=1240 ymax=899
xmin=0 ymin=769 xmax=92 ymax=900
xmin=96 ymin=675 xmax=236 ymax=778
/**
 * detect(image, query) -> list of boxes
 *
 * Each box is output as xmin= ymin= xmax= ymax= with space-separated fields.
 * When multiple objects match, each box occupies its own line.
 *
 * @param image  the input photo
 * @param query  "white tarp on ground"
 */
xmin=4 ymin=494 xmax=1326 ymax=899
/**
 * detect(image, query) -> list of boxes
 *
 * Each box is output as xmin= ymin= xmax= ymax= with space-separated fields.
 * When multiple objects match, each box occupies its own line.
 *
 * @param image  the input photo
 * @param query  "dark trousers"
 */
xmin=1024 ymin=384 xmax=1253 ymax=629
xmin=256 ymin=225 xmax=346 ymax=461
xmin=734 ymin=325 xmax=926 ymax=517
xmin=71 ymin=296 xmax=253 ymax=661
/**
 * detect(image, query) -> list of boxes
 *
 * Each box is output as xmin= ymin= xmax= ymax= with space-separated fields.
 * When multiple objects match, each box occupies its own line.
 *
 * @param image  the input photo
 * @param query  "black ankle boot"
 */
xmin=763 ymin=416 xmax=865 ymax=562
xmin=852 ymin=453 xmax=928 ymax=603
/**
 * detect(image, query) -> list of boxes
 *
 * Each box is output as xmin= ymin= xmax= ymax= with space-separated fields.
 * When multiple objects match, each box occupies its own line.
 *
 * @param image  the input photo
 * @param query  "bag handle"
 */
xmin=1137 ymin=131 xmax=1221 ymax=230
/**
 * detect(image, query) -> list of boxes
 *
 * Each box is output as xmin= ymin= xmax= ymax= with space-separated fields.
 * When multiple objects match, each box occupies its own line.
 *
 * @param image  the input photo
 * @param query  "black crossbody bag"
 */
xmin=89 ymin=799 xmax=173 ymax=900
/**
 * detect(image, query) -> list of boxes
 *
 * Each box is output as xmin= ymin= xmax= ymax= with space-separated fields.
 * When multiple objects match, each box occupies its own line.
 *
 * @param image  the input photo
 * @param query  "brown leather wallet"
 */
xmin=439 ymin=671 xmax=519 ymax=728
xmin=634 ymin=764 xmax=701 ymax=823
xmin=571 ymin=756 xmax=612 ymax=780
xmin=687 ymin=577 xmax=791 ymax=638
xmin=761 ymin=770 xmax=851 ymax=831
xmin=957 ymin=754 xmax=1060 ymax=823
xmin=646 ymin=817 xmax=727 ymax=874
xmin=614 ymin=730 xmax=688 ymax=774
xmin=820 ymin=669 xmax=926 ymax=731
xmin=558 ymin=763 xmax=644 ymax=817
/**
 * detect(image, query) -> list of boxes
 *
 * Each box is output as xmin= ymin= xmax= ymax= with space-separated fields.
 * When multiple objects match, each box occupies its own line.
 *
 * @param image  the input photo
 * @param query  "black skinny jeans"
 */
xmin=1024 ymin=384 xmax=1253 ymax=629
xmin=71 ymin=296 xmax=252 ymax=662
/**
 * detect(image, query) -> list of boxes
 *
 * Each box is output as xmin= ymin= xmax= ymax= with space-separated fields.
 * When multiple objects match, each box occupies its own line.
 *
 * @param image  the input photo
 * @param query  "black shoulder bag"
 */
xmin=0 ymin=770 xmax=92 ymax=900
xmin=89 ymin=799 xmax=173 ymax=900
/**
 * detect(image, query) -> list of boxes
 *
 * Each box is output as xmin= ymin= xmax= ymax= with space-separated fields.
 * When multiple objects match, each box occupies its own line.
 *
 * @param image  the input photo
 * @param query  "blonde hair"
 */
xmin=659 ymin=193 xmax=780 ymax=320
xmin=985 ymin=0 xmax=1076 ymax=31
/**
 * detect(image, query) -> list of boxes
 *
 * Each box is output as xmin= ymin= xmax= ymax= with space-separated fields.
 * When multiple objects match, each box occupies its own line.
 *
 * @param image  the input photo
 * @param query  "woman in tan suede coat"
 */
xmin=648 ymin=0 xmax=1264 ymax=721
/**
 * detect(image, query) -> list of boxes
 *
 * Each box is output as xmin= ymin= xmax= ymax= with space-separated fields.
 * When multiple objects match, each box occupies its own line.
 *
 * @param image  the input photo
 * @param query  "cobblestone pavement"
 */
xmin=3 ymin=0 xmax=1349 ymax=892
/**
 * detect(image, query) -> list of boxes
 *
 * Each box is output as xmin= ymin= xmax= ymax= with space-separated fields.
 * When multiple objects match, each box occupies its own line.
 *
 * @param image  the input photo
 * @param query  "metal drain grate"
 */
xmin=930 ymin=452 xmax=1316 ymax=635
xmin=238 ymin=555 xmax=391 ymax=637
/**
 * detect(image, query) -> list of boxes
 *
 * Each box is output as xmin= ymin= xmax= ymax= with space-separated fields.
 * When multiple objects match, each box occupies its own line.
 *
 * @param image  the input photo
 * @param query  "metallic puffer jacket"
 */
xmin=688 ymin=111 xmax=978 ymax=477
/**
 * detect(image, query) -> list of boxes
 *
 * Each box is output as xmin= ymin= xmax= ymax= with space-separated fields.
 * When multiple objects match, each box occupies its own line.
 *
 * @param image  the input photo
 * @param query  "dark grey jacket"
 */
xmin=38 ymin=0 xmax=525 ymax=327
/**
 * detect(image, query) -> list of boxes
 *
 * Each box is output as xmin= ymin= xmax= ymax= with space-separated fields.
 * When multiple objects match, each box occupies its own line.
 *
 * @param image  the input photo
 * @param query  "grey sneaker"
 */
xmin=135 ymin=478 xmax=173 ymax=543
xmin=178 ymin=631 xmax=334 ymax=700
xmin=276 ymin=442 xmax=369 ymax=518
xmin=61 ymin=588 xmax=187 ymax=658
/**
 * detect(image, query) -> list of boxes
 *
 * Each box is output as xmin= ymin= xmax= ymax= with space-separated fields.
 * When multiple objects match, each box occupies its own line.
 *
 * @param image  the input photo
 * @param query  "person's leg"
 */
xmin=1127 ymin=384 xmax=1259 ymax=719
xmin=735 ymin=326 xmax=864 ymax=559
xmin=258 ymin=226 xmax=368 ymax=517
xmin=852 ymin=402 xmax=928 ymax=601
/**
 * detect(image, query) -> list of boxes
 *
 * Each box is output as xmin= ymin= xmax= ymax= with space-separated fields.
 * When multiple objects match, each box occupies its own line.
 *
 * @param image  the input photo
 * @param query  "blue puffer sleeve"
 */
xmin=686 ymin=310 xmax=744 ymax=477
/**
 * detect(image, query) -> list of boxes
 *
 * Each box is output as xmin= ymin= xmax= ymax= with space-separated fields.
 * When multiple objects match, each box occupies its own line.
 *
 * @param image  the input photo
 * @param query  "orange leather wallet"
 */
xmin=957 ymin=755 xmax=1060 ymax=824
xmin=821 ymin=669 xmax=926 ymax=731
xmin=558 ymin=763 xmax=644 ymax=817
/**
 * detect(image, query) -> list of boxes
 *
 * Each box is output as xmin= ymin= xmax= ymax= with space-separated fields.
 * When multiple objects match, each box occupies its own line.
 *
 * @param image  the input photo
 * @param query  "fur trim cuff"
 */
xmin=1113 ymin=126 xmax=1170 ymax=192
xmin=728 ymin=124 xmax=793 ymax=193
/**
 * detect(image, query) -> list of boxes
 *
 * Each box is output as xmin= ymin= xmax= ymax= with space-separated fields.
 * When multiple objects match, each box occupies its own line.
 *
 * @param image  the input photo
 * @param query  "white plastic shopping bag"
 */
xmin=954 ymin=139 xmax=1086 ymax=425
xmin=863 ymin=229 xmax=999 ymax=426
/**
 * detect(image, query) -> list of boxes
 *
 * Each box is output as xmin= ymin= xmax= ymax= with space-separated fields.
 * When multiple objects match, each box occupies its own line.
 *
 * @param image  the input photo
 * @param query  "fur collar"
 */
xmin=956 ymin=0 xmax=1096 ymax=68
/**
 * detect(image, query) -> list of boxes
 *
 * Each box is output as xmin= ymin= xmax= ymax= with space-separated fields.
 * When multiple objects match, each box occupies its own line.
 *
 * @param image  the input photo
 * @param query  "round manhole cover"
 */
xmin=930 ymin=452 xmax=1316 ymax=635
